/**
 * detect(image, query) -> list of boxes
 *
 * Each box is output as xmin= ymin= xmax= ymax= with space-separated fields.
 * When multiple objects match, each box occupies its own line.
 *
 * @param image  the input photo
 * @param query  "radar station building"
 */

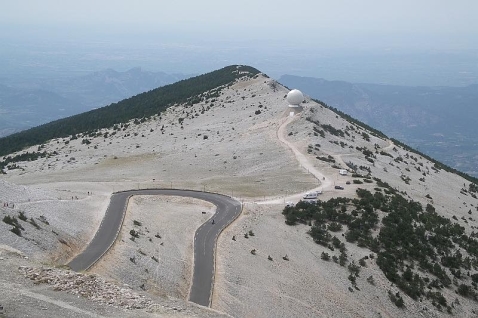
xmin=286 ymin=89 xmax=304 ymax=116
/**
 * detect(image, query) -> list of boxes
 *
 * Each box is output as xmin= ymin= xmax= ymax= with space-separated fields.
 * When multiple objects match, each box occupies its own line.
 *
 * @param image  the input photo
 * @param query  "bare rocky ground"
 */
xmin=91 ymin=195 xmax=216 ymax=300
xmin=0 ymin=245 xmax=229 ymax=318
xmin=1 ymin=72 xmax=477 ymax=317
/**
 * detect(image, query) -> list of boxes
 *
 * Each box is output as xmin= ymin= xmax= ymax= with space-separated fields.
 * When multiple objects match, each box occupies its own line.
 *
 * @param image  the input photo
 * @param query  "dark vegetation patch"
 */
xmin=0 ymin=65 xmax=260 ymax=157
xmin=321 ymin=124 xmax=345 ymax=137
xmin=316 ymin=156 xmax=335 ymax=163
xmin=1 ymin=151 xmax=53 ymax=172
xmin=310 ymin=98 xmax=478 ymax=185
xmin=3 ymin=215 xmax=25 ymax=236
xmin=283 ymin=181 xmax=478 ymax=311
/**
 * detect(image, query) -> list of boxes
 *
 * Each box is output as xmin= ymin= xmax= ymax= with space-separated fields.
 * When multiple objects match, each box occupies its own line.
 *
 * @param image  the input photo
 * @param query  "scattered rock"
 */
xmin=19 ymin=266 xmax=154 ymax=310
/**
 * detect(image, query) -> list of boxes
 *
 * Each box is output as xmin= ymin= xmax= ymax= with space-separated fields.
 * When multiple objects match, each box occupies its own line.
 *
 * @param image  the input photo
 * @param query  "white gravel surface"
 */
xmin=91 ymin=195 xmax=216 ymax=300
xmin=1 ymin=73 xmax=477 ymax=317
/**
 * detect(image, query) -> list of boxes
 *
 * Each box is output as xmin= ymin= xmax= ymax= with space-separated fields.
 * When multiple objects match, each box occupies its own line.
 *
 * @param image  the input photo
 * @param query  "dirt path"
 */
xmin=0 ymin=281 xmax=103 ymax=318
xmin=381 ymin=139 xmax=395 ymax=151
xmin=257 ymin=115 xmax=333 ymax=205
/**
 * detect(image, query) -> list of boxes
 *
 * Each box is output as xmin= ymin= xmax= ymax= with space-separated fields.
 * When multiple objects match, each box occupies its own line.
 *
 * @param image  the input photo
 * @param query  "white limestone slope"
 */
xmin=1 ymin=71 xmax=477 ymax=317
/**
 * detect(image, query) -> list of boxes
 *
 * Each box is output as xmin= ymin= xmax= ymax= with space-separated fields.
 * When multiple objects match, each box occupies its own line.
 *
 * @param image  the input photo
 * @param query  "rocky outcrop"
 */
xmin=19 ymin=266 xmax=153 ymax=310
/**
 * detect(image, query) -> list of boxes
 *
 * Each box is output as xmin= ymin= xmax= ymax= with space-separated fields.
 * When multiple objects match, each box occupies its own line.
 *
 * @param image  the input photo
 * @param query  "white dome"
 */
xmin=286 ymin=89 xmax=304 ymax=106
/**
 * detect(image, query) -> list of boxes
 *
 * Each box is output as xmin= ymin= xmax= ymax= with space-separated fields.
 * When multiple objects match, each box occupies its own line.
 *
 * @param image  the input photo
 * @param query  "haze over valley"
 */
xmin=0 ymin=67 xmax=189 ymax=137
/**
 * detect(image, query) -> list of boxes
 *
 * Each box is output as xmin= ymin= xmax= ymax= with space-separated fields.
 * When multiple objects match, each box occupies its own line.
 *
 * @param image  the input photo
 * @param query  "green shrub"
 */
xmin=18 ymin=211 xmax=27 ymax=221
xmin=10 ymin=226 xmax=22 ymax=236
xmin=348 ymin=261 xmax=360 ymax=276
xmin=328 ymin=222 xmax=343 ymax=232
xmin=339 ymin=253 xmax=347 ymax=266
xmin=457 ymin=284 xmax=477 ymax=300
xmin=367 ymin=275 xmax=375 ymax=285
xmin=3 ymin=215 xmax=17 ymax=226
xmin=388 ymin=291 xmax=405 ymax=308
xmin=29 ymin=218 xmax=40 ymax=229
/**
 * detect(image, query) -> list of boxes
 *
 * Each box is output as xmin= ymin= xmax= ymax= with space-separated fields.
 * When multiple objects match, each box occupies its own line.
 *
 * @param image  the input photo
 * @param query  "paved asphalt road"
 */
xmin=67 ymin=189 xmax=242 ymax=307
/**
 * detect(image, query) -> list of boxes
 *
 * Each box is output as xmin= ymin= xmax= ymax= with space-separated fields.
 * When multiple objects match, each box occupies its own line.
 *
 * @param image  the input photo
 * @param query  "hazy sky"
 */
xmin=1 ymin=0 xmax=477 ymax=86
xmin=2 ymin=0 xmax=477 ymax=49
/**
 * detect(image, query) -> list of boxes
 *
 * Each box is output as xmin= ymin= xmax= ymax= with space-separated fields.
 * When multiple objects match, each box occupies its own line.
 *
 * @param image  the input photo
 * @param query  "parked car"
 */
xmin=346 ymin=181 xmax=351 ymax=185
xmin=335 ymin=185 xmax=344 ymax=190
xmin=303 ymin=191 xmax=321 ymax=199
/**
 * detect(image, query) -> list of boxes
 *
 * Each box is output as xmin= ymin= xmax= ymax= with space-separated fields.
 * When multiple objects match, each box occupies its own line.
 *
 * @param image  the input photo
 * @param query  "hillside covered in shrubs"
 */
xmin=283 ymin=180 xmax=478 ymax=313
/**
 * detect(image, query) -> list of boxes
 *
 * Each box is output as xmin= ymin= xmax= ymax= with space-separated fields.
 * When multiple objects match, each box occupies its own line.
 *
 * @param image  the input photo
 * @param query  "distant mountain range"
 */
xmin=279 ymin=75 xmax=478 ymax=177
xmin=0 ymin=84 xmax=83 ymax=136
xmin=0 ymin=68 xmax=189 ymax=137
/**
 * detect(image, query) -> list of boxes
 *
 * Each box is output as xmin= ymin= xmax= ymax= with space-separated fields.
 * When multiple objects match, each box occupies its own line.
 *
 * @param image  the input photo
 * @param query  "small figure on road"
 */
xmin=212 ymin=219 xmax=215 ymax=225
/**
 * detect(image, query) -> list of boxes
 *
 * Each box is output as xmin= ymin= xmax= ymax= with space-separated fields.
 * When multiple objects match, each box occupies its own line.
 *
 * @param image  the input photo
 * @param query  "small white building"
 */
xmin=286 ymin=89 xmax=304 ymax=116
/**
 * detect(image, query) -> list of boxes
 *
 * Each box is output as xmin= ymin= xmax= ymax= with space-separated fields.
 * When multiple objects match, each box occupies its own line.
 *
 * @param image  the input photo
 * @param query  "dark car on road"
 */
xmin=335 ymin=185 xmax=344 ymax=190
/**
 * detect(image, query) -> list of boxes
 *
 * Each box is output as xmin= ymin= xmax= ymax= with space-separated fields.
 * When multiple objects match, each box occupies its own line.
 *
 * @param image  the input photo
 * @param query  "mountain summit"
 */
xmin=1 ymin=65 xmax=477 ymax=317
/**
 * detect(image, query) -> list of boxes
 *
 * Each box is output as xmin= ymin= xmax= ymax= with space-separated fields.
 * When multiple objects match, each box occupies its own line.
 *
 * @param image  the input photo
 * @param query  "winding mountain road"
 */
xmin=67 ymin=108 xmax=387 ymax=306
xmin=67 ymin=189 xmax=242 ymax=307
